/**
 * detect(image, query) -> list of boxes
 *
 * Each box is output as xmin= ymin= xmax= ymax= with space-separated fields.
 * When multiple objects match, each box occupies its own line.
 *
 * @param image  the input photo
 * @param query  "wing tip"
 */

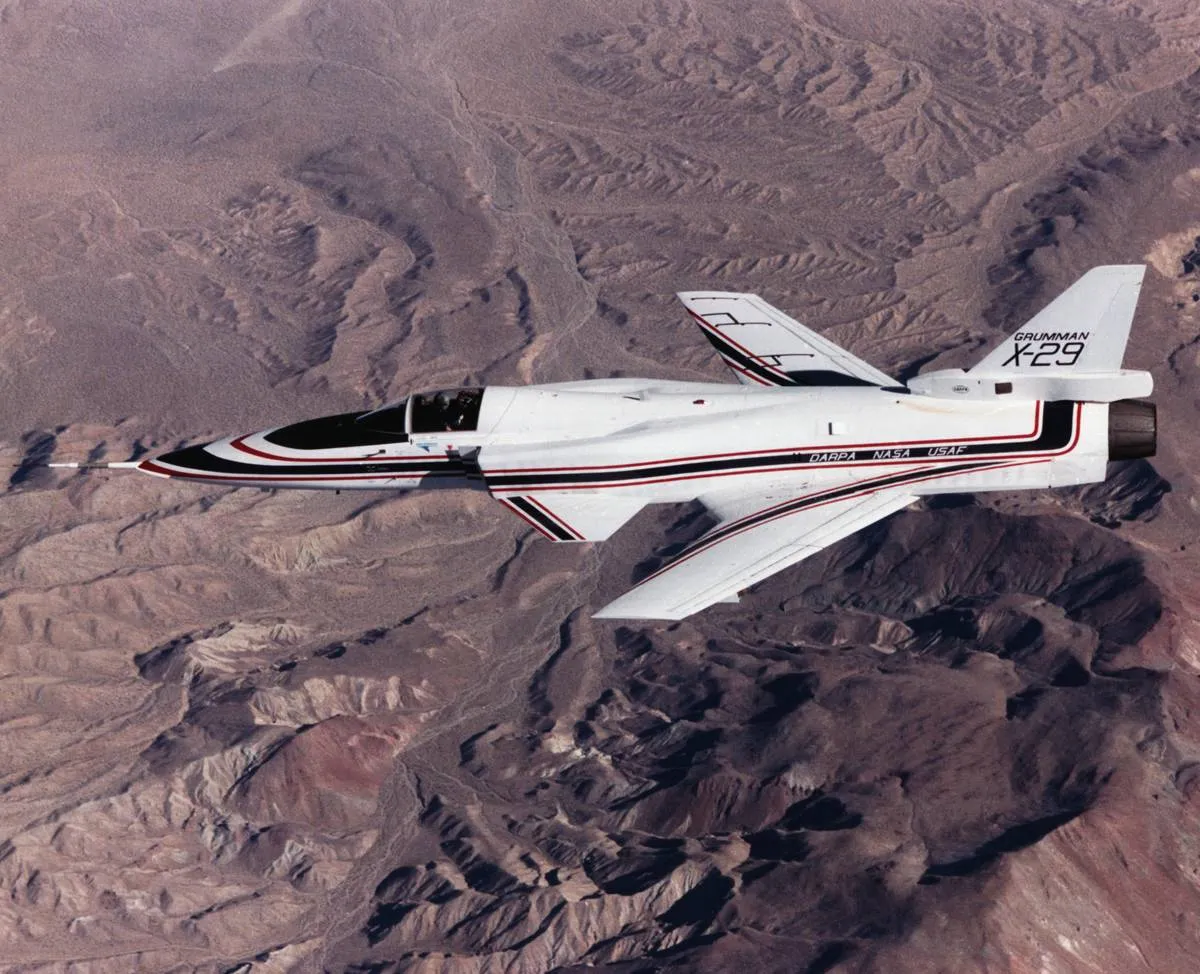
xmin=676 ymin=290 xmax=756 ymax=303
xmin=1082 ymin=264 xmax=1146 ymax=282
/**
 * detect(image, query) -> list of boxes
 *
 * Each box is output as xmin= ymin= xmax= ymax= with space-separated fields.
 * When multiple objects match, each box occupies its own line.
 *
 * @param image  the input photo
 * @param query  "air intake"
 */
xmin=1108 ymin=400 xmax=1156 ymax=460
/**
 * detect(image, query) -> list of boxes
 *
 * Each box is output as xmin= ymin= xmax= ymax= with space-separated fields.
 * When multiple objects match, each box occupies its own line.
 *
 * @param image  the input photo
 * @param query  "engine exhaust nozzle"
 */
xmin=1109 ymin=399 xmax=1156 ymax=460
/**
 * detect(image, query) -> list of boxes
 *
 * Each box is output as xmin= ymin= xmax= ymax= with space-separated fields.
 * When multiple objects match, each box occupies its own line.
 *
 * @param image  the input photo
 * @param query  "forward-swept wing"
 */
xmin=679 ymin=291 xmax=897 ymax=388
xmin=593 ymin=484 xmax=918 ymax=620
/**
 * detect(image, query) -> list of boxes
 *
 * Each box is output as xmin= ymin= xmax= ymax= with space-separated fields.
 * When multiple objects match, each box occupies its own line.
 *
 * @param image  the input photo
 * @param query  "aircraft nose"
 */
xmin=140 ymin=442 xmax=229 ymax=479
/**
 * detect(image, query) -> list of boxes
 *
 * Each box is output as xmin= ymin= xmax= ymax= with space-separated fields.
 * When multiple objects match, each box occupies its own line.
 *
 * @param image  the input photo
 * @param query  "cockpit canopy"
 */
xmin=260 ymin=388 xmax=486 ymax=451
xmin=353 ymin=400 xmax=408 ymax=438
xmin=355 ymin=388 xmax=484 ymax=437
xmin=409 ymin=388 xmax=484 ymax=433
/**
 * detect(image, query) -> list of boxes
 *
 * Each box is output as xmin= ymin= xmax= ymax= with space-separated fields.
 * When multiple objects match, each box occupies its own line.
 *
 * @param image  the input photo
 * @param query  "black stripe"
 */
xmin=508 ymin=496 xmax=573 ymax=540
xmin=488 ymin=401 xmax=1076 ymax=491
xmin=700 ymin=325 xmax=793 ymax=386
xmin=155 ymin=444 xmax=463 ymax=479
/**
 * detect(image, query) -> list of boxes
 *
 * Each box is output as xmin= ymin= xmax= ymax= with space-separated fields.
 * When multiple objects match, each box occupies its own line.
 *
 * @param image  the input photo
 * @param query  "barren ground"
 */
xmin=3 ymin=1 xmax=1200 ymax=972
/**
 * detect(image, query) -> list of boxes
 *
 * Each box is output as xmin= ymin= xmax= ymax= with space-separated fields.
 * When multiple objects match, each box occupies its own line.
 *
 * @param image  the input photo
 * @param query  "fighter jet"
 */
xmin=55 ymin=265 xmax=1156 ymax=620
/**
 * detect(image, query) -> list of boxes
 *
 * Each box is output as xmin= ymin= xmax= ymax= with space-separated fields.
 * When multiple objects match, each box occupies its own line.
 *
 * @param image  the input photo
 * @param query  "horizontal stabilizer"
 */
xmin=497 ymin=493 xmax=645 ymax=542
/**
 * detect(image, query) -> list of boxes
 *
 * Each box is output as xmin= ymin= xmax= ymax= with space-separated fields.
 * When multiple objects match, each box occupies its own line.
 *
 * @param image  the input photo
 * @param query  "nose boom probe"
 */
xmin=46 ymin=461 xmax=143 ymax=470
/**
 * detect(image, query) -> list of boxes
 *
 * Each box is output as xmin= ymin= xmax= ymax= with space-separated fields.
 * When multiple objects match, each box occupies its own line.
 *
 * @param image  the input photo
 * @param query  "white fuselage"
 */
xmin=139 ymin=380 xmax=1108 ymax=504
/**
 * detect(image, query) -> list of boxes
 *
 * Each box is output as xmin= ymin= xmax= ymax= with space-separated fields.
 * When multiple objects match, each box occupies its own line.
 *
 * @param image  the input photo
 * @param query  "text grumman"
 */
xmin=1013 ymin=331 xmax=1090 ymax=342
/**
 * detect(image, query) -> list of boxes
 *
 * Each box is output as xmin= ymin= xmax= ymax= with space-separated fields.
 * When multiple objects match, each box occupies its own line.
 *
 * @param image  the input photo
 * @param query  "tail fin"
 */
xmin=969 ymin=265 xmax=1145 ymax=375
xmin=908 ymin=265 xmax=1152 ymax=401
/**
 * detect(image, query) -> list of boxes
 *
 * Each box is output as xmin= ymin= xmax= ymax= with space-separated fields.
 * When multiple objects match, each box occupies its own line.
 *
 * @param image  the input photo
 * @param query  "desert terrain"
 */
xmin=2 ymin=0 xmax=1200 ymax=971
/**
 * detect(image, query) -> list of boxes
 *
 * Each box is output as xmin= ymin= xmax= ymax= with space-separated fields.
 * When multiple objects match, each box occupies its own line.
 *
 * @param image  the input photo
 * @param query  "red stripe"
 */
xmin=493 ymin=448 xmax=1056 ymax=494
xmin=722 ymin=358 xmax=774 ymax=386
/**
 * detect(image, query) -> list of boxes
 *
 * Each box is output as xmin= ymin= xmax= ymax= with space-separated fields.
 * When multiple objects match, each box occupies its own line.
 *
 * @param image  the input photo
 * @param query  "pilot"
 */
xmin=445 ymin=390 xmax=479 ymax=430
xmin=435 ymin=392 xmax=457 ymax=431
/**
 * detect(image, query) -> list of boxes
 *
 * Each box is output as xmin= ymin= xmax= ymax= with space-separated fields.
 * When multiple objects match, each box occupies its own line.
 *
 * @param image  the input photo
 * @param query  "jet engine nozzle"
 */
xmin=1108 ymin=399 xmax=1156 ymax=460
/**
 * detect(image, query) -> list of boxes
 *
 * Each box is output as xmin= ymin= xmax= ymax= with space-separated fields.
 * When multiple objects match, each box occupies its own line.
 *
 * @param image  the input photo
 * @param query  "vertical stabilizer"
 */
xmin=908 ymin=265 xmax=1152 ymax=400
xmin=968 ymin=265 xmax=1145 ymax=375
